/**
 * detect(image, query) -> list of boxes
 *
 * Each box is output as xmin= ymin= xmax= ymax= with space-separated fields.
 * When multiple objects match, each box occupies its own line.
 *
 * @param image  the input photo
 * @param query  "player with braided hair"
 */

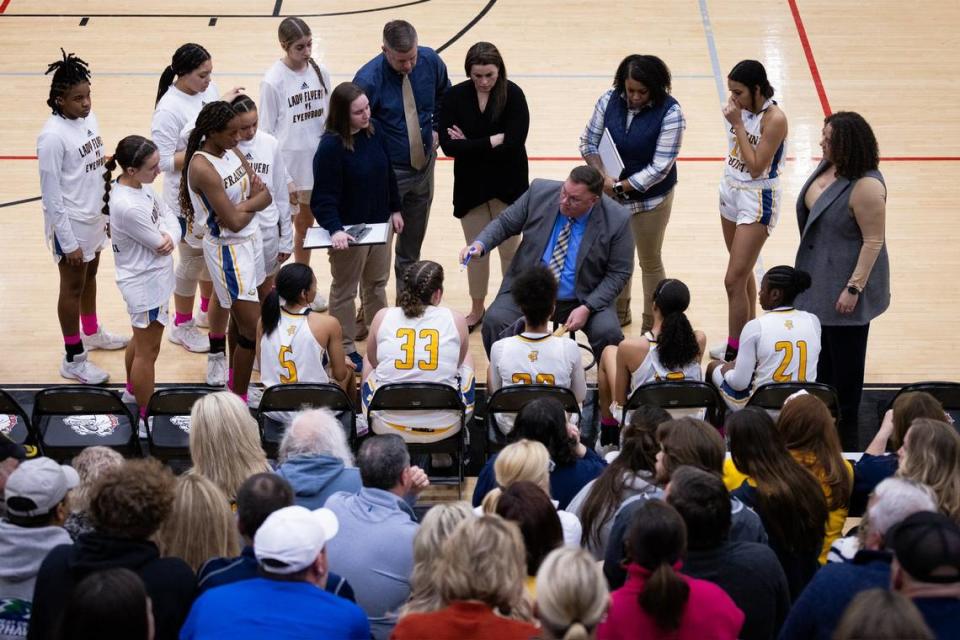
xmin=361 ymin=260 xmax=475 ymax=443
xmin=102 ymin=136 xmax=181 ymax=422
xmin=708 ymin=265 xmax=821 ymax=411
xmin=260 ymin=16 xmax=333 ymax=289
xmin=38 ymin=49 xmax=128 ymax=384
xmin=182 ymin=101 xmax=272 ymax=397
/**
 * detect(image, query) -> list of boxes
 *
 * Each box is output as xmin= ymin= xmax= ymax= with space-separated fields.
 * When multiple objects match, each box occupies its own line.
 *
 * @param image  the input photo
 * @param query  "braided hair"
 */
xmin=45 ymin=49 xmax=91 ymax=115
xmin=156 ymin=43 xmax=211 ymax=106
xmin=763 ymin=265 xmax=812 ymax=306
xmin=398 ymin=261 xmax=444 ymax=318
xmin=102 ymin=136 xmax=158 ymax=215
xmin=277 ymin=18 xmax=328 ymax=93
xmin=178 ymin=101 xmax=238 ymax=222
xmin=651 ymin=279 xmax=700 ymax=370
xmin=230 ymin=94 xmax=257 ymax=114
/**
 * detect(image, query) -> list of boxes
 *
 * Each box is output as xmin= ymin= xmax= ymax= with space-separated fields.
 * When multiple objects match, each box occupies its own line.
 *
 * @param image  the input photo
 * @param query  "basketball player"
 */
xmin=260 ymin=16 xmax=332 ymax=311
xmin=487 ymin=265 xmax=585 ymax=436
xmin=153 ymin=43 xmax=242 ymax=353
xmin=361 ymin=261 xmax=475 ymax=444
xmin=38 ymin=50 xmax=127 ymax=384
xmin=181 ymin=102 xmax=272 ymax=397
xmin=714 ymin=60 xmax=788 ymax=363
xmin=101 ymin=136 xmax=181 ymax=421
xmin=708 ymin=266 xmax=821 ymax=411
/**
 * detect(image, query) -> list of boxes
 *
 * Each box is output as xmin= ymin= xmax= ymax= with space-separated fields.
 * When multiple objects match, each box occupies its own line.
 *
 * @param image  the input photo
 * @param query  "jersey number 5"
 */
xmin=395 ymin=328 xmax=439 ymax=371
xmin=773 ymin=340 xmax=808 ymax=382
xmin=279 ymin=345 xmax=299 ymax=383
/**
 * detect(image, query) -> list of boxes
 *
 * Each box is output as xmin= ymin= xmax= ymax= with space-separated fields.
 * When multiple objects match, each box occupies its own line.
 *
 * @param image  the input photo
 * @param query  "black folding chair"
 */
xmin=257 ymin=383 xmax=356 ymax=458
xmin=32 ymin=386 xmax=139 ymax=461
xmin=623 ymin=380 xmax=725 ymax=428
xmin=883 ymin=381 xmax=960 ymax=426
xmin=144 ymin=387 xmax=212 ymax=463
xmin=366 ymin=382 xmax=466 ymax=495
xmin=747 ymin=381 xmax=841 ymax=419
xmin=485 ymin=384 xmax=582 ymax=453
xmin=0 ymin=388 xmax=41 ymax=458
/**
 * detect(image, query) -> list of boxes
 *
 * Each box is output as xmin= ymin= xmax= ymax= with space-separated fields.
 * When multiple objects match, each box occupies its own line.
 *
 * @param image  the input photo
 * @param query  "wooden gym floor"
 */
xmin=0 ymin=0 xmax=958 ymax=387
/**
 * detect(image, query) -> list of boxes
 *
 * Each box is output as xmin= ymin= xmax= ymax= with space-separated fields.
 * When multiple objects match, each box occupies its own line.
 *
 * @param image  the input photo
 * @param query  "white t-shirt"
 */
xmin=259 ymin=59 xmax=331 ymax=189
xmin=260 ymin=310 xmax=330 ymax=386
xmin=37 ymin=112 xmax=107 ymax=251
xmin=237 ymin=131 xmax=292 ymax=250
xmin=186 ymin=149 xmax=256 ymax=241
xmin=108 ymin=182 xmax=181 ymax=313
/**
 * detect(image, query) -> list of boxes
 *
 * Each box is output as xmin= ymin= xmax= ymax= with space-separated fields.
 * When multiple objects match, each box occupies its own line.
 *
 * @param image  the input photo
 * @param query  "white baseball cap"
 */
xmin=254 ymin=505 xmax=339 ymax=574
xmin=4 ymin=457 xmax=80 ymax=518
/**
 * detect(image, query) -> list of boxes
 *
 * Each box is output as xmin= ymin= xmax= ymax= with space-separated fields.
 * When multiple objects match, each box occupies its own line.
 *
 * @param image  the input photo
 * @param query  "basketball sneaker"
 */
xmin=59 ymin=353 xmax=109 ymax=385
xmin=82 ymin=325 xmax=129 ymax=351
xmin=121 ymin=388 xmax=137 ymax=404
xmin=207 ymin=352 xmax=227 ymax=387
xmin=709 ymin=343 xmax=728 ymax=360
xmin=310 ymin=293 xmax=328 ymax=312
xmin=169 ymin=319 xmax=210 ymax=353
xmin=246 ymin=385 xmax=264 ymax=409
xmin=195 ymin=309 xmax=209 ymax=328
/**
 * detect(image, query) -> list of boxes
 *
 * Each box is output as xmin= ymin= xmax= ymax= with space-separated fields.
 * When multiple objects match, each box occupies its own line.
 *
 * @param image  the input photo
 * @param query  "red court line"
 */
xmin=787 ymin=0 xmax=831 ymax=117
xmin=0 ymin=0 xmax=11 ymax=14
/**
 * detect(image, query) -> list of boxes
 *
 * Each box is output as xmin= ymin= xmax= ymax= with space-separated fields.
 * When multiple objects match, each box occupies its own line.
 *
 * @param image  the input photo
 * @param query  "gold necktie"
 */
xmin=402 ymin=74 xmax=427 ymax=171
xmin=549 ymin=217 xmax=574 ymax=281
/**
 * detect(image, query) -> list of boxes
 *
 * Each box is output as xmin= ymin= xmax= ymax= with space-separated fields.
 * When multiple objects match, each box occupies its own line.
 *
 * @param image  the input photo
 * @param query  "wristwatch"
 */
xmin=612 ymin=181 xmax=625 ymax=197
xmin=846 ymin=285 xmax=861 ymax=296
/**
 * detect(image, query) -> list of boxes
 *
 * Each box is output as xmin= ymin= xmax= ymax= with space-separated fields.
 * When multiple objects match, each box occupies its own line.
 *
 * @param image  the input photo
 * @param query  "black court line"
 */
xmin=436 ymin=0 xmax=497 ymax=53
xmin=0 ymin=196 xmax=40 ymax=209
xmin=0 ymin=0 xmax=429 ymax=19
xmin=272 ymin=0 xmax=283 ymax=17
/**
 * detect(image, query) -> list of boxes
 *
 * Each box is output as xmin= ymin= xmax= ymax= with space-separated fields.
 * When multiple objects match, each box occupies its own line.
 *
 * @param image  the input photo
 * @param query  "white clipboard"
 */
xmin=303 ymin=223 xmax=390 ymax=249
xmin=598 ymin=128 xmax=625 ymax=178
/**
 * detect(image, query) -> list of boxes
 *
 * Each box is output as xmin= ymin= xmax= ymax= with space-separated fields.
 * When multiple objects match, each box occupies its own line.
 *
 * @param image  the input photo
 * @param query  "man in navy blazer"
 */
xmin=460 ymin=165 xmax=633 ymax=357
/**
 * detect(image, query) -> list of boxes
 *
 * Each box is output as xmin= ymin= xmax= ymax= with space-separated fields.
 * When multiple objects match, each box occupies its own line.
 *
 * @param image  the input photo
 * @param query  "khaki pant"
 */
xmin=616 ymin=189 xmax=675 ymax=332
xmin=328 ymin=228 xmax=393 ymax=354
xmin=459 ymin=199 xmax=520 ymax=299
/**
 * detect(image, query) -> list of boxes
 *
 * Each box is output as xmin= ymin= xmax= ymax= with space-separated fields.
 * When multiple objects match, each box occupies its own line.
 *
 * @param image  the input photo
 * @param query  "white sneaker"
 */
xmin=709 ymin=343 xmax=727 ymax=360
xmin=137 ymin=417 xmax=149 ymax=439
xmin=195 ymin=309 xmax=209 ymax=328
xmin=247 ymin=385 xmax=264 ymax=409
xmin=169 ymin=320 xmax=210 ymax=353
xmin=121 ymin=388 xmax=137 ymax=404
xmin=207 ymin=352 xmax=227 ymax=386
xmin=82 ymin=326 xmax=129 ymax=351
xmin=60 ymin=353 xmax=109 ymax=384
xmin=310 ymin=294 xmax=328 ymax=312
xmin=355 ymin=413 xmax=369 ymax=438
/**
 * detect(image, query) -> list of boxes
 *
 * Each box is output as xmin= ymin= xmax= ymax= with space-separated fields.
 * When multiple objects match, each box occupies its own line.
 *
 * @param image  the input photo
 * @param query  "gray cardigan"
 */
xmin=794 ymin=162 xmax=890 ymax=326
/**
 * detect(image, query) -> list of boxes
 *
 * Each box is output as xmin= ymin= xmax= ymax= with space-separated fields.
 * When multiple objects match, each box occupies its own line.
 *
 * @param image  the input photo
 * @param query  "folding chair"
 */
xmin=883 ymin=381 xmax=960 ymax=426
xmin=32 ymin=386 xmax=139 ymax=462
xmin=485 ymin=384 xmax=582 ymax=454
xmin=0 ymin=388 xmax=41 ymax=458
xmin=366 ymin=382 xmax=466 ymax=496
xmin=257 ymin=383 xmax=356 ymax=459
xmin=747 ymin=381 xmax=841 ymax=419
xmin=144 ymin=387 xmax=212 ymax=463
xmin=623 ymin=380 xmax=725 ymax=429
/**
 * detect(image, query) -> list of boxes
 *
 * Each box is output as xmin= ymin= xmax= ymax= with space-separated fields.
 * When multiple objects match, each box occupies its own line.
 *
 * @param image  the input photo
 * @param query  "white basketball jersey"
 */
xmin=260 ymin=311 xmax=329 ymax=386
xmin=724 ymin=98 xmax=785 ymax=187
xmin=237 ymin=132 xmax=289 ymax=229
xmin=744 ymin=307 xmax=821 ymax=387
xmin=491 ymin=333 xmax=580 ymax=389
xmin=187 ymin=149 xmax=256 ymax=241
xmin=374 ymin=306 xmax=461 ymax=387
xmin=37 ymin=112 xmax=106 ymax=224
xmin=630 ymin=341 xmax=703 ymax=393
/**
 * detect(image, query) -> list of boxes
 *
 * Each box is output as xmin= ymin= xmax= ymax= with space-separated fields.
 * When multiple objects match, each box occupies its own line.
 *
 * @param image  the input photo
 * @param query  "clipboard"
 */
xmin=598 ymin=128 xmax=625 ymax=178
xmin=303 ymin=222 xmax=390 ymax=249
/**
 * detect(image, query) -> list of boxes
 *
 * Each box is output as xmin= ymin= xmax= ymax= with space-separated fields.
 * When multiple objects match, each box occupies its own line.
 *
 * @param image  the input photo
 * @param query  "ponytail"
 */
xmin=650 ymin=278 xmax=699 ymax=369
xmin=263 ymin=263 xmax=316 ymax=335
xmin=102 ymin=136 xmax=158 ymax=216
xmin=397 ymin=260 xmax=444 ymax=318
xmin=156 ymin=43 xmax=212 ymax=106
xmin=179 ymin=101 xmax=237 ymax=223
xmin=102 ymin=157 xmax=118 ymax=216
xmin=308 ymin=58 xmax=328 ymax=93
xmin=638 ymin=561 xmax=690 ymax=631
xmin=155 ymin=66 xmax=177 ymax=106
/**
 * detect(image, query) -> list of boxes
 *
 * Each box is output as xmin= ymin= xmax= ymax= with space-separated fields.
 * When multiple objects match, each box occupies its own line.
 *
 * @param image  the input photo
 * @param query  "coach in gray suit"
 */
xmin=459 ymin=165 xmax=633 ymax=357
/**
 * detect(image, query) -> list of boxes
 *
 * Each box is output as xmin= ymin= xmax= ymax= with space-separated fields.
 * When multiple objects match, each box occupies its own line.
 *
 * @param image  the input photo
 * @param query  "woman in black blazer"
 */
xmin=439 ymin=42 xmax=529 ymax=331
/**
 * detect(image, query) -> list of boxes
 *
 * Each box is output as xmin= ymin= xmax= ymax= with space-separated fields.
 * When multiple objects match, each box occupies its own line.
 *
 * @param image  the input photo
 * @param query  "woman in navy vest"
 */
xmin=580 ymin=54 xmax=685 ymax=333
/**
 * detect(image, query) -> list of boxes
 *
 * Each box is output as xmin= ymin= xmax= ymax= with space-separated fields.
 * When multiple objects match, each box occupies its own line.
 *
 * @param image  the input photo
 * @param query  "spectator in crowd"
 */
xmin=196 ymin=473 xmax=354 ymax=601
xmin=392 ymin=515 xmax=536 ymax=639
xmin=189 ymin=392 xmax=272 ymax=502
xmin=473 ymin=397 xmax=606 ymax=510
xmin=0 ymin=434 xmax=25 ymax=519
xmin=0 ymin=458 xmax=76 ymax=638
xmin=726 ymin=407 xmax=828 ymax=598
xmin=276 ymin=409 xmax=361 ymax=509
xmin=324 ymin=434 xmax=427 ymax=638
xmin=62 ymin=446 xmax=123 ymax=540
xmin=401 ymin=501 xmax=475 ymax=615
xmin=155 ymin=472 xmax=238 ymax=572
xmin=832 ymin=589 xmax=934 ymax=640
xmin=604 ymin=417 xmax=767 ymax=589
xmin=853 ymin=392 xmax=945 ymax=514
xmin=535 ymin=547 xmax=609 ymax=640
xmin=780 ymin=477 xmax=938 ymax=640
xmin=28 ymin=459 xmax=195 ymax=640
xmin=56 ymin=568 xmax=154 ymax=640
xmin=598 ymin=500 xmax=744 ymax=640
xmin=478 ymin=440 xmax=581 ymax=548
xmin=180 ymin=506 xmax=370 ymax=639
xmin=567 ymin=406 xmax=664 ymax=559
xmin=666 ymin=465 xmax=789 ymax=640
xmin=494 ymin=481 xmax=564 ymax=596
xmin=897 ymin=418 xmax=960 ymax=521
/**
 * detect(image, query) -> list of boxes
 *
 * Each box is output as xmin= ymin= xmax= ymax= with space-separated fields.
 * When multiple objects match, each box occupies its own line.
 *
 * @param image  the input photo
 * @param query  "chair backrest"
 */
xmin=884 ymin=381 xmax=960 ymax=425
xmin=144 ymin=387 xmax=212 ymax=461
xmin=0 ymin=388 xmax=41 ymax=457
xmin=624 ymin=381 xmax=724 ymax=427
xmin=367 ymin=382 xmax=465 ymax=414
xmin=486 ymin=384 xmax=582 ymax=417
xmin=258 ymin=383 xmax=357 ymax=455
xmin=747 ymin=382 xmax=841 ymax=418
xmin=32 ymin=386 xmax=139 ymax=461
xmin=146 ymin=386 xmax=212 ymax=416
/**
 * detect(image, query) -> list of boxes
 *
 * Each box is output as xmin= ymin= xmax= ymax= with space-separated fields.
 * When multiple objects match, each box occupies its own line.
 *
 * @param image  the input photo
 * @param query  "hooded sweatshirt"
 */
xmin=27 ymin=533 xmax=195 ymax=640
xmin=276 ymin=454 xmax=362 ymax=509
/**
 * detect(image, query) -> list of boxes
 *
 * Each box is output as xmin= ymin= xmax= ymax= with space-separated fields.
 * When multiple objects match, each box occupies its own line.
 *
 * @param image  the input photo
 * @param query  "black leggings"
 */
xmin=817 ymin=323 xmax=870 ymax=451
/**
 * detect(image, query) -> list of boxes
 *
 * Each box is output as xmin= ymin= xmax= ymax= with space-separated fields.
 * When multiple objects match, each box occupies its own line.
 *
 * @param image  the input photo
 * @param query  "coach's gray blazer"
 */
xmin=474 ymin=178 xmax=633 ymax=312
xmin=794 ymin=161 xmax=890 ymax=326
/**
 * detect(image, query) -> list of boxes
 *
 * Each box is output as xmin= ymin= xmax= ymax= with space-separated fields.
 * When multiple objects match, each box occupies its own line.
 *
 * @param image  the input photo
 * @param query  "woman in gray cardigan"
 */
xmin=794 ymin=112 xmax=889 ymax=450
